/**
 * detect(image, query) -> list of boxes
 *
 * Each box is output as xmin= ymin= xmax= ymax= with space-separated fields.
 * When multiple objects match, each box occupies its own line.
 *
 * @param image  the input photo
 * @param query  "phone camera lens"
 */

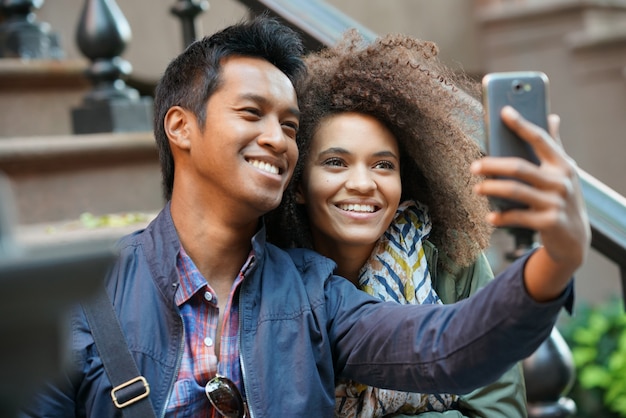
xmin=513 ymin=80 xmax=523 ymax=91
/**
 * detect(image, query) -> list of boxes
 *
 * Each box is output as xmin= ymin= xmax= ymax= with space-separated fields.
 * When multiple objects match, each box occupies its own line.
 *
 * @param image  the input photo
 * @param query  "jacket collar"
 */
xmin=139 ymin=202 xmax=183 ymax=302
xmin=139 ymin=203 xmax=269 ymax=300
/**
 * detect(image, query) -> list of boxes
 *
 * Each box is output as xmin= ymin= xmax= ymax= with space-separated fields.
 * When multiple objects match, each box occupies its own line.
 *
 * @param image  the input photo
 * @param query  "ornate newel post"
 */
xmin=71 ymin=0 xmax=152 ymax=134
xmin=170 ymin=0 xmax=209 ymax=49
xmin=0 ymin=0 xmax=63 ymax=58
xmin=506 ymin=228 xmax=577 ymax=418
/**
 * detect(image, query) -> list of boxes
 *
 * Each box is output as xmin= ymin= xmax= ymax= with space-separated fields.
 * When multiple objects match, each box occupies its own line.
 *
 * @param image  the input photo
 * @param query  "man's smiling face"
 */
xmin=189 ymin=55 xmax=300 ymax=217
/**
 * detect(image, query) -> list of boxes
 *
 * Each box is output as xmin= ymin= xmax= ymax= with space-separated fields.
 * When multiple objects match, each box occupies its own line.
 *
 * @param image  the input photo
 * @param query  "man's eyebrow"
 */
xmin=239 ymin=93 xmax=300 ymax=119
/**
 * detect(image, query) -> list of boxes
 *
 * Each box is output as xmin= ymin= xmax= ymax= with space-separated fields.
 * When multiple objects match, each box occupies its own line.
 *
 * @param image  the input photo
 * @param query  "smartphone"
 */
xmin=482 ymin=71 xmax=550 ymax=211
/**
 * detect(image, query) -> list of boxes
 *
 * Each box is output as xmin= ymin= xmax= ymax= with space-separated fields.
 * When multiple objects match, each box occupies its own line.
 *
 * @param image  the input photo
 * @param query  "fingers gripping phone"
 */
xmin=482 ymin=71 xmax=550 ymax=211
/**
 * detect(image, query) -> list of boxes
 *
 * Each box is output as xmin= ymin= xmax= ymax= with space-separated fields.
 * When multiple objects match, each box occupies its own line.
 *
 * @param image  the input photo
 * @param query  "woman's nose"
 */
xmin=345 ymin=166 xmax=376 ymax=193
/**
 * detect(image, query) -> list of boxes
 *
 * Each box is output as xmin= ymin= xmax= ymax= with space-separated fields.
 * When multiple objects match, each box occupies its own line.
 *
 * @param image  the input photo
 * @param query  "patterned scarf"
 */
xmin=335 ymin=200 xmax=459 ymax=418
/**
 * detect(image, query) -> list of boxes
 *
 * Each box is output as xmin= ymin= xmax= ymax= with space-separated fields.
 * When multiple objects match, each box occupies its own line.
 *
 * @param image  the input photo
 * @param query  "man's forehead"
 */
xmin=216 ymin=56 xmax=298 ymax=109
xmin=220 ymin=55 xmax=282 ymax=77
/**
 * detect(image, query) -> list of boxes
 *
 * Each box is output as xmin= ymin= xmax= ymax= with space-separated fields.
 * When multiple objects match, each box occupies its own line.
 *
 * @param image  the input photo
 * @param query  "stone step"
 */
xmin=0 ymin=59 xmax=91 ymax=137
xmin=15 ymin=211 xmax=156 ymax=252
xmin=0 ymin=131 xmax=163 ymax=226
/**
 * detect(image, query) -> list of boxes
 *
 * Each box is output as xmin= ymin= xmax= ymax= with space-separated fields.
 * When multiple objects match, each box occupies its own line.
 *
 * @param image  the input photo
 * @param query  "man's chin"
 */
xmin=254 ymin=195 xmax=283 ymax=215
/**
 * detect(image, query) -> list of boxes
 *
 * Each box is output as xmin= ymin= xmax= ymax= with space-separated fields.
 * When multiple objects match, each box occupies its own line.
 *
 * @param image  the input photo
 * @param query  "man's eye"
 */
xmin=243 ymin=108 xmax=261 ymax=116
xmin=282 ymin=122 xmax=299 ymax=135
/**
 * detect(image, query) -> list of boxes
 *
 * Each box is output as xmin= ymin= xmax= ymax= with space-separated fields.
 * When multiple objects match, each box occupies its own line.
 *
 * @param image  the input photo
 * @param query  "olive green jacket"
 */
xmin=411 ymin=240 xmax=527 ymax=418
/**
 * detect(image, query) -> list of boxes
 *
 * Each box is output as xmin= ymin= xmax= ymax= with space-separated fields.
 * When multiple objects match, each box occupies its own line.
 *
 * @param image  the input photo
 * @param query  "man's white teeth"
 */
xmin=250 ymin=160 xmax=279 ymax=174
xmin=338 ymin=204 xmax=375 ymax=213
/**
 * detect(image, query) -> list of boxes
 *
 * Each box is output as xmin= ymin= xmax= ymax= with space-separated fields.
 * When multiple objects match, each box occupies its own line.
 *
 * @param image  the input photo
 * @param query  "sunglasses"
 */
xmin=205 ymin=375 xmax=249 ymax=418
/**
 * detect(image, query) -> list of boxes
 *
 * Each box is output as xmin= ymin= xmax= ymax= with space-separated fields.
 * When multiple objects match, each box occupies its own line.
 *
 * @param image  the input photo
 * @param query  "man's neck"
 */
xmin=170 ymin=197 xmax=259 ymax=288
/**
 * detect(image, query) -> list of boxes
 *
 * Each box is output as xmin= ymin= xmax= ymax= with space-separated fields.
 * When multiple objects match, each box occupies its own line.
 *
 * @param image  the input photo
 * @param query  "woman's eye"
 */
xmin=374 ymin=161 xmax=396 ymax=170
xmin=322 ymin=158 xmax=345 ymax=167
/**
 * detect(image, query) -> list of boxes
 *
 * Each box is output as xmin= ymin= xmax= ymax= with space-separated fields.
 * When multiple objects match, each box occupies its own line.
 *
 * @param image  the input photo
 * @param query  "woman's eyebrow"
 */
xmin=373 ymin=150 xmax=399 ymax=159
xmin=318 ymin=147 xmax=350 ymax=156
xmin=317 ymin=148 xmax=398 ymax=159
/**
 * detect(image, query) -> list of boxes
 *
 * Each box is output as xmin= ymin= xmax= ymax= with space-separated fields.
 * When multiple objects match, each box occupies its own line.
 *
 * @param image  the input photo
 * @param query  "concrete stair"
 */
xmin=0 ymin=59 xmax=163 ymax=249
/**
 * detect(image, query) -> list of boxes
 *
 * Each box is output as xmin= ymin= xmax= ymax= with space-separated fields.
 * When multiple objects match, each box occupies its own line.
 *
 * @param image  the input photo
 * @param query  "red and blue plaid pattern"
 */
xmin=165 ymin=245 xmax=253 ymax=417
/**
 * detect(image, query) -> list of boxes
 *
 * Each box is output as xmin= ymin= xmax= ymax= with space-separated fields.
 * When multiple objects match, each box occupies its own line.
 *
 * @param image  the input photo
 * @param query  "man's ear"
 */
xmin=295 ymin=183 xmax=306 ymax=204
xmin=164 ymin=106 xmax=192 ymax=150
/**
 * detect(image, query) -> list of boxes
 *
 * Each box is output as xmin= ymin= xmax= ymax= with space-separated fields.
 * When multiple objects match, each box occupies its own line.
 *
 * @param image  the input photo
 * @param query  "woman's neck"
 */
xmin=315 ymin=242 xmax=375 ymax=286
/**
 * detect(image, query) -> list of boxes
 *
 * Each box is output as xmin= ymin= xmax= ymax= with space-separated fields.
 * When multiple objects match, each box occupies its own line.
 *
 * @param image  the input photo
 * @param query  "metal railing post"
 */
xmin=71 ymin=0 xmax=152 ymax=134
xmin=0 ymin=0 xmax=63 ymax=59
xmin=170 ymin=0 xmax=209 ymax=49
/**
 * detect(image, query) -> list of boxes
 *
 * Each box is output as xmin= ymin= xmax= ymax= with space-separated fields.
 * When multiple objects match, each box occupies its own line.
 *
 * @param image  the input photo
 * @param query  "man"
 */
xmin=22 ymin=15 xmax=587 ymax=417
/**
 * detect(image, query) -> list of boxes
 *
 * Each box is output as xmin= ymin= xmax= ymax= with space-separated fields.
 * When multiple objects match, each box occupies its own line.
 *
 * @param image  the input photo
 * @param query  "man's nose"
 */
xmin=258 ymin=119 xmax=288 ymax=153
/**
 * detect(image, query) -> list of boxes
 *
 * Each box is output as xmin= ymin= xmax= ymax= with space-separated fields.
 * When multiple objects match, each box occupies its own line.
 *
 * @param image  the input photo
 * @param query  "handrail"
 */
xmin=237 ymin=0 xmax=376 ymax=50
xmin=580 ymin=169 xmax=626 ymax=301
xmin=239 ymin=0 xmax=626 ymax=300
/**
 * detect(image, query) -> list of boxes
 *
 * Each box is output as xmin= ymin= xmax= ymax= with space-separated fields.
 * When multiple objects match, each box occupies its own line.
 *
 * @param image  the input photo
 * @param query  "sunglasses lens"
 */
xmin=206 ymin=377 xmax=245 ymax=418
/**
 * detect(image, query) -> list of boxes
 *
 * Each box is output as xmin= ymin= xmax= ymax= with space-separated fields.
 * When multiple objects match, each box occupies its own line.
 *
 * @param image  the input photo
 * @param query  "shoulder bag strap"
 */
xmin=82 ymin=288 xmax=157 ymax=418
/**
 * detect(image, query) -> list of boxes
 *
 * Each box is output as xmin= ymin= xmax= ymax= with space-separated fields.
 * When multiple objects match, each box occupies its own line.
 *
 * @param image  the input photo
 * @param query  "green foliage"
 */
xmin=79 ymin=212 xmax=151 ymax=229
xmin=559 ymin=297 xmax=626 ymax=418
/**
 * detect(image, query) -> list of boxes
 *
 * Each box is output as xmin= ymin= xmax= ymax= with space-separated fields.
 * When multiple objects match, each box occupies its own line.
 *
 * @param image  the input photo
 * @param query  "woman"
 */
xmin=266 ymin=31 xmax=526 ymax=417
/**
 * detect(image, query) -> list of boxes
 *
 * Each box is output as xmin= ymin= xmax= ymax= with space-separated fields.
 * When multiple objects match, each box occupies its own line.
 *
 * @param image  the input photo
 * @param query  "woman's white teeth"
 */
xmin=339 ymin=204 xmax=375 ymax=213
xmin=250 ymin=160 xmax=279 ymax=174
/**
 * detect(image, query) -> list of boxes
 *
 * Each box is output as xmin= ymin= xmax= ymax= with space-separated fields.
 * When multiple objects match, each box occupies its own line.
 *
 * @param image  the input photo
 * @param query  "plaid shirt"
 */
xmin=165 ymin=245 xmax=254 ymax=417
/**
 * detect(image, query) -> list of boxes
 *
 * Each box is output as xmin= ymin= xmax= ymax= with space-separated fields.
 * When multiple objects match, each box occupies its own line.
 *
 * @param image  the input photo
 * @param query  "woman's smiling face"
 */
xmin=297 ymin=112 xmax=402 ymax=254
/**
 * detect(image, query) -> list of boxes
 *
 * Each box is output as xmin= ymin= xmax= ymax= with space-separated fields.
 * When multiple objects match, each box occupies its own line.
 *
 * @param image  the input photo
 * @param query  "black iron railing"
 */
xmin=238 ymin=0 xmax=376 ymax=50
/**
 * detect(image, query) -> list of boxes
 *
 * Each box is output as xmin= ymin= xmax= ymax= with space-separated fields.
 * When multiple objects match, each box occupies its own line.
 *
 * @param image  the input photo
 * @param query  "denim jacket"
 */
xmin=21 ymin=204 xmax=570 ymax=418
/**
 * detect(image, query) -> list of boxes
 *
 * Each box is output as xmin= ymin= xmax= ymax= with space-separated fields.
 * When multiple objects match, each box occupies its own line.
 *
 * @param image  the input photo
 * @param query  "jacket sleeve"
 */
xmin=329 ymin=249 xmax=571 ymax=396
xmin=434 ymin=250 xmax=527 ymax=418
